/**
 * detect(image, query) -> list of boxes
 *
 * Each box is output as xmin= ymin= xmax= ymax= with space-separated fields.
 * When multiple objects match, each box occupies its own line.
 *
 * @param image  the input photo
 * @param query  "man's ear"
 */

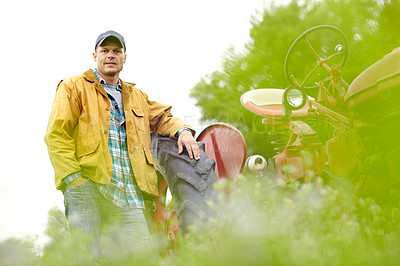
xmin=93 ymin=52 xmax=97 ymax=62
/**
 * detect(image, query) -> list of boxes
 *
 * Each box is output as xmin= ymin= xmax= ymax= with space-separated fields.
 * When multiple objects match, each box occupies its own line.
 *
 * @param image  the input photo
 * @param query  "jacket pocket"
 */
xmin=143 ymin=146 xmax=159 ymax=166
xmin=76 ymin=140 xmax=103 ymax=180
xmin=76 ymin=139 xmax=100 ymax=158
xmin=75 ymin=121 xmax=101 ymax=157
xmin=132 ymin=108 xmax=145 ymax=132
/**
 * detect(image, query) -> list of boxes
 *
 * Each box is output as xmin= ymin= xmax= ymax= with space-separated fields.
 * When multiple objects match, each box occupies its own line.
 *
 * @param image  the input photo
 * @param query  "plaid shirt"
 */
xmin=65 ymin=69 xmax=144 ymax=209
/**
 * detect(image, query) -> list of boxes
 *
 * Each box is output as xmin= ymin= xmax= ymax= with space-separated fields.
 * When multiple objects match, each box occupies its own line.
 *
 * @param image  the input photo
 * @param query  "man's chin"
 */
xmin=101 ymin=68 xmax=120 ymax=76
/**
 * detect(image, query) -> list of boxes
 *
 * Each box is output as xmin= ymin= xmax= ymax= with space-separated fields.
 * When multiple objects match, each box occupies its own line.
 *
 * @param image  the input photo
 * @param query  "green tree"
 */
xmin=190 ymin=0 xmax=400 ymax=158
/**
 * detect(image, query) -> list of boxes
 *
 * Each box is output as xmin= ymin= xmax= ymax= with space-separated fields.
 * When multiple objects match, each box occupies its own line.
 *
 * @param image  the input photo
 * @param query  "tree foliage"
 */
xmin=0 ymin=237 xmax=38 ymax=265
xmin=190 ymin=0 xmax=400 ymax=158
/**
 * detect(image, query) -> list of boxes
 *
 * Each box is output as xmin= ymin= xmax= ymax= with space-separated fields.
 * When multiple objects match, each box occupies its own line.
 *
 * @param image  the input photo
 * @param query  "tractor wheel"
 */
xmin=151 ymin=133 xmax=218 ymax=234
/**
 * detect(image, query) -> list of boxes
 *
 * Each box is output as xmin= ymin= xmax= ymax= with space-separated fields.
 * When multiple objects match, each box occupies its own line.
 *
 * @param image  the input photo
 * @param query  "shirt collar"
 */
xmin=92 ymin=68 xmax=122 ymax=91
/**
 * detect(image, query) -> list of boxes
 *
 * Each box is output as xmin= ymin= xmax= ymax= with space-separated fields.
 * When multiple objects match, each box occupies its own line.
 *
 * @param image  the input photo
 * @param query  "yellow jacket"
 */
xmin=44 ymin=69 xmax=188 ymax=198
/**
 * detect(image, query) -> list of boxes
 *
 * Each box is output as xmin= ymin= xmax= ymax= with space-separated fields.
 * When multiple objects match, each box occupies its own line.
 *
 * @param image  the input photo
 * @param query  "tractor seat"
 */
xmin=240 ymin=88 xmax=313 ymax=118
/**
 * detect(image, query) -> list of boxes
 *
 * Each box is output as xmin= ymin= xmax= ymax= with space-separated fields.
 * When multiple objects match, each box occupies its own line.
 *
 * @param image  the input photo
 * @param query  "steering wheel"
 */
xmin=284 ymin=25 xmax=348 ymax=89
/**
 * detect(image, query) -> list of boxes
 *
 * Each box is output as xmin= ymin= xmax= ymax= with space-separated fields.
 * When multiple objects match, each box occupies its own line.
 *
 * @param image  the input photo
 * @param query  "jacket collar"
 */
xmin=83 ymin=69 xmax=107 ymax=97
xmin=91 ymin=68 xmax=122 ymax=91
xmin=83 ymin=69 xmax=134 ymax=94
xmin=83 ymin=69 xmax=134 ymax=107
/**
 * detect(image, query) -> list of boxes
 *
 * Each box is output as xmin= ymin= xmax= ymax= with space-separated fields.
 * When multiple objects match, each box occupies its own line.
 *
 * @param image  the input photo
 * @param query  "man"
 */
xmin=44 ymin=30 xmax=200 ymax=259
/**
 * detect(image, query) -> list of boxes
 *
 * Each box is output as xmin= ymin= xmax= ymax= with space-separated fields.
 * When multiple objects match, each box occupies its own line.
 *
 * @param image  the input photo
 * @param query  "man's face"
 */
xmin=93 ymin=42 xmax=126 ymax=78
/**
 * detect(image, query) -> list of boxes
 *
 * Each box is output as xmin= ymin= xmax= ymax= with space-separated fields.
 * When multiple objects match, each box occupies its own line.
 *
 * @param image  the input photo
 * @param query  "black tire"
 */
xmin=150 ymin=133 xmax=218 ymax=234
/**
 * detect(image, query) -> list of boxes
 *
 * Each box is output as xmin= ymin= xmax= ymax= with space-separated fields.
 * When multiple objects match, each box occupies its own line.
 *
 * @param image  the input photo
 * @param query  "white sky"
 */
xmin=0 ymin=0 xmax=289 ymax=244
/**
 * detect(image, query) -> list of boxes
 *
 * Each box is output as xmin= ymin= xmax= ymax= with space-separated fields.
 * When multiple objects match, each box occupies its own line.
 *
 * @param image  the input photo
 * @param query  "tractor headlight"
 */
xmin=283 ymin=85 xmax=307 ymax=110
xmin=245 ymin=155 xmax=267 ymax=176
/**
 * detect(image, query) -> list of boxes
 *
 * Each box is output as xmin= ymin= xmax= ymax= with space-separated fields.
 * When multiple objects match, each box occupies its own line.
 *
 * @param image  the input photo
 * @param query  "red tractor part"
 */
xmin=197 ymin=122 xmax=247 ymax=180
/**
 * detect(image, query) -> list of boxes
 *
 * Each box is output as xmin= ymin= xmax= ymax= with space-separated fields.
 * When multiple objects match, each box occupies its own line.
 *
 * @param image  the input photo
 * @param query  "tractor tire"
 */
xmin=150 ymin=133 xmax=218 ymax=234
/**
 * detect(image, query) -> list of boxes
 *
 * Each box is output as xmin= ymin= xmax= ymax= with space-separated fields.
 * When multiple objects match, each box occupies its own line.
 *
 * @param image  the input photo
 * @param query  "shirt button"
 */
xmin=104 ymin=129 xmax=107 ymax=134
xmin=106 ymin=107 xmax=110 ymax=111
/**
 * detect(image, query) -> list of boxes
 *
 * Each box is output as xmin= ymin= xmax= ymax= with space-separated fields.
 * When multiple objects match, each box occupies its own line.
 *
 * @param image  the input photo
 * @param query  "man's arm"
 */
xmin=44 ymin=81 xmax=82 ymax=187
xmin=146 ymin=95 xmax=200 ymax=160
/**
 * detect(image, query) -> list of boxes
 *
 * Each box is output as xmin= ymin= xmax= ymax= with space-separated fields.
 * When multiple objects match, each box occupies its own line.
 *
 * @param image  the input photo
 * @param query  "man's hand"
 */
xmin=177 ymin=130 xmax=200 ymax=160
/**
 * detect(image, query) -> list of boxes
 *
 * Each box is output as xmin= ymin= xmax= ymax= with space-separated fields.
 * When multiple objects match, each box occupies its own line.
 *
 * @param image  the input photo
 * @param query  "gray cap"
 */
xmin=95 ymin=30 xmax=126 ymax=51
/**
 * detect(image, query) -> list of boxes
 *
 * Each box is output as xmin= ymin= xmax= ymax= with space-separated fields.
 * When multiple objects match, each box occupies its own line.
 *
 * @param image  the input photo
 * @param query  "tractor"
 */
xmin=241 ymin=25 xmax=400 ymax=202
xmin=149 ymin=25 xmax=400 ymax=243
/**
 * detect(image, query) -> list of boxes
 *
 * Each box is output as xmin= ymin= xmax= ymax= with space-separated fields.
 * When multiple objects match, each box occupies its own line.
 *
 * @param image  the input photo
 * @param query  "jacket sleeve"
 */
xmin=44 ymin=80 xmax=81 ymax=184
xmin=144 ymin=93 xmax=193 ymax=138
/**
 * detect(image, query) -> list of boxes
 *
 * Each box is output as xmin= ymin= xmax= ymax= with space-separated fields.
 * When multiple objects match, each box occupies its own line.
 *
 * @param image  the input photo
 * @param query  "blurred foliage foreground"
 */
xmin=2 ymin=175 xmax=400 ymax=265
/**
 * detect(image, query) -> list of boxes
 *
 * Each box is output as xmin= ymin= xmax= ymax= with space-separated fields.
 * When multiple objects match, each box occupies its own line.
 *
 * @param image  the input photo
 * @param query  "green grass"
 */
xmin=2 ymin=175 xmax=400 ymax=265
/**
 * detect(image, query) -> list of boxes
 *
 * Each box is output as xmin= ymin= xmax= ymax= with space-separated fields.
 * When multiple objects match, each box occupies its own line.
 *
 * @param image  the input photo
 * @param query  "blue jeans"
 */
xmin=63 ymin=179 xmax=150 ymax=259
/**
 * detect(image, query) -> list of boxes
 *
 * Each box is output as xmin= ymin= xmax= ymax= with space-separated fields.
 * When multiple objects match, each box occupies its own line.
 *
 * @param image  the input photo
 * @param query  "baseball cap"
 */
xmin=95 ymin=30 xmax=126 ymax=51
